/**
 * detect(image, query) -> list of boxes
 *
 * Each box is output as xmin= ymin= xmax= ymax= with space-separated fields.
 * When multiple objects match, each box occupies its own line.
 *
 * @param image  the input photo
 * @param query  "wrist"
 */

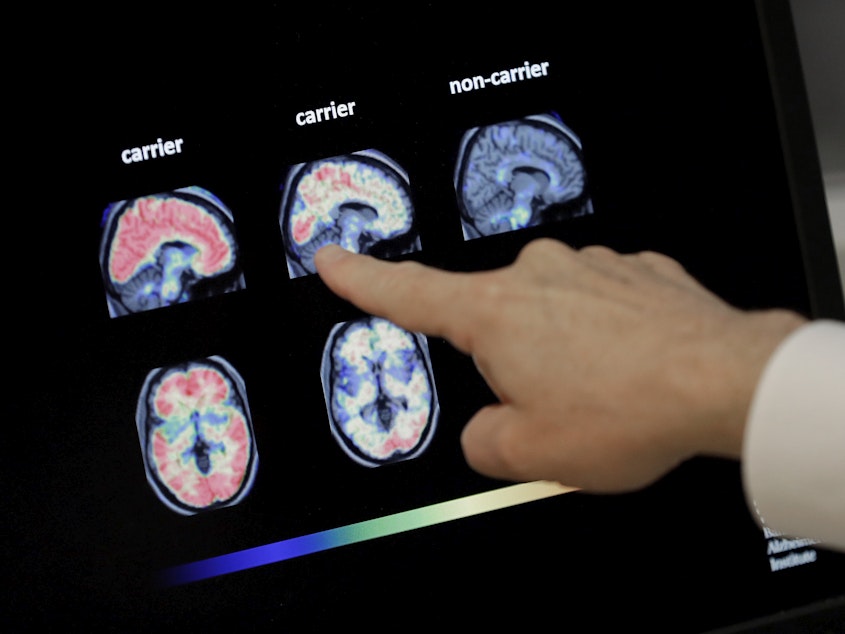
xmin=691 ymin=308 xmax=808 ymax=460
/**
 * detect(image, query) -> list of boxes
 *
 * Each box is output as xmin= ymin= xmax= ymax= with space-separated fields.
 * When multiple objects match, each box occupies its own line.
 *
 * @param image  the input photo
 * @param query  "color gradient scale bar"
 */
xmin=160 ymin=481 xmax=576 ymax=587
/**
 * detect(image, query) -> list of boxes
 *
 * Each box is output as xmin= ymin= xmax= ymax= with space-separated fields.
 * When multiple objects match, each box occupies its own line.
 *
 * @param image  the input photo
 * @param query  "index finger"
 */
xmin=314 ymin=245 xmax=479 ymax=353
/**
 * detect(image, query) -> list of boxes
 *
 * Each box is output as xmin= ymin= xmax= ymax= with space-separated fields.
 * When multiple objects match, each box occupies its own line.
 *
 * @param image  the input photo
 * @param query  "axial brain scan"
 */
xmin=280 ymin=149 xmax=421 ymax=278
xmin=321 ymin=317 xmax=439 ymax=467
xmin=99 ymin=186 xmax=246 ymax=317
xmin=136 ymin=356 xmax=258 ymax=515
xmin=454 ymin=113 xmax=593 ymax=239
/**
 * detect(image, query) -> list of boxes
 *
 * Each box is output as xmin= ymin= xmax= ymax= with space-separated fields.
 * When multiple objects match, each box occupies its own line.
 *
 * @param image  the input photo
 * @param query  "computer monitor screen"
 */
xmin=11 ymin=2 xmax=845 ymax=631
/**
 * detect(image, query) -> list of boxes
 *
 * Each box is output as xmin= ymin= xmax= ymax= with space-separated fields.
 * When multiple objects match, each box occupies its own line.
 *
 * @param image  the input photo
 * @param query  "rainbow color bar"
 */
xmin=160 ymin=481 xmax=576 ymax=586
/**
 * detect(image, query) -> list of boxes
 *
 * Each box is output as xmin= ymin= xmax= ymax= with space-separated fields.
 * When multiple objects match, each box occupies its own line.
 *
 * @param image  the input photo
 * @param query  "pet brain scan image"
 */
xmin=99 ymin=186 xmax=246 ymax=317
xmin=321 ymin=317 xmax=439 ymax=467
xmin=454 ymin=113 xmax=593 ymax=239
xmin=136 ymin=356 xmax=258 ymax=515
xmin=280 ymin=149 xmax=421 ymax=278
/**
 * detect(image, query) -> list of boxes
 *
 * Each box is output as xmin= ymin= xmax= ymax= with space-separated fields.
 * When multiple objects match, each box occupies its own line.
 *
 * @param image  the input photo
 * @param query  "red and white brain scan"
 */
xmin=321 ymin=317 xmax=439 ymax=467
xmin=99 ymin=186 xmax=246 ymax=317
xmin=280 ymin=149 xmax=421 ymax=278
xmin=136 ymin=356 xmax=258 ymax=515
xmin=454 ymin=113 xmax=593 ymax=239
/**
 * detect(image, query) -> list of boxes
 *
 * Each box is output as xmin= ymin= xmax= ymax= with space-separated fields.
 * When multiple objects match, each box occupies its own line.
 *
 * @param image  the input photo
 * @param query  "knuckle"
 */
xmin=639 ymin=250 xmax=675 ymax=266
xmin=580 ymin=244 xmax=617 ymax=260
xmin=638 ymin=250 xmax=689 ymax=276
xmin=518 ymin=237 xmax=566 ymax=261
xmin=383 ymin=259 xmax=425 ymax=294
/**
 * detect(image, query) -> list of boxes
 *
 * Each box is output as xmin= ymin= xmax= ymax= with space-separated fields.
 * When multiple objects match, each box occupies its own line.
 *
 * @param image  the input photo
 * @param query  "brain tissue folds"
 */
xmin=280 ymin=149 xmax=422 ymax=278
xmin=321 ymin=317 xmax=439 ymax=467
xmin=136 ymin=356 xmax=258 ymax=515
xmin=99 ymin=186 xmax=246 ymax=317
xmin=454 ymin=113 xmax=593 ymax=239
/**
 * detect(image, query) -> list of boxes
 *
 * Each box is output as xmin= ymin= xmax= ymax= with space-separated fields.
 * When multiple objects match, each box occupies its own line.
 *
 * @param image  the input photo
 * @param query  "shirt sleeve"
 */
xmin=742 ymin=319 xmax=845 ymax=552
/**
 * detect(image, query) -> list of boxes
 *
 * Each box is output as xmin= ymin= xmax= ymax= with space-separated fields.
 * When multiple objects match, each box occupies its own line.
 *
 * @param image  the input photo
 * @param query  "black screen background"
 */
xmin=8 ymin=3 xmax=845 ymax=631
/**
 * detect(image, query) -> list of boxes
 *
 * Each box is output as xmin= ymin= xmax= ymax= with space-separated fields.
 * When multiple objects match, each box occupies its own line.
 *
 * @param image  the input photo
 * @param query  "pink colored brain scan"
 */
xmin=280 ymin=149 xmax=421 ymax=278
xmin=321 ymin=317 xmax=439 ymax=467
xmin=99 ymin=186 xmax=246 ymax=317
xmin=454 ymin=113 xmax=593 ymax=240
xmin=136 ymin=356 xmax=258 ymax=515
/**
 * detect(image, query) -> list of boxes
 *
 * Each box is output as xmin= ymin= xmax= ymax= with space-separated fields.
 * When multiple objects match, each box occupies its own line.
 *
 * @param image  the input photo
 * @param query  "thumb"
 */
xmin=460 ymin=403 xmax=537 ymax=482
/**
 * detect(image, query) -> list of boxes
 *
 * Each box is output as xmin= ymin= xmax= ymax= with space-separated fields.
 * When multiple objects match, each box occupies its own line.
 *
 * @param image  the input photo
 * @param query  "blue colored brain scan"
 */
xmin=280 ymin=149 xmax=421 ymax=278
xmin=135 ymin=356 xmax=258 ymax=515
xmin=454 ymin=113 xmax=593 ymax=239
xmin=99 ymin=186 xmax=246 ymax=318
xmin=321 ymin=317 xmax=439 ymax=467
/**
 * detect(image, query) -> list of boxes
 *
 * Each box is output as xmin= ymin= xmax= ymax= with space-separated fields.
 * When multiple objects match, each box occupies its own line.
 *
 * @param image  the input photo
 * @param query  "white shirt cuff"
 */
xmin=742 ymin=319 xmax=845 ymax=551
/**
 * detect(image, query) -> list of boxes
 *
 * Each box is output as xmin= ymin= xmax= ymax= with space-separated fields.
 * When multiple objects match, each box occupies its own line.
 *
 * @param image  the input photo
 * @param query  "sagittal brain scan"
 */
xmin=321 ymin=317 xmax=439 ymax=467
xmin=454 ymin=113 xmax=593 ymax=239
xmin=136 ymin=356 xmax=258 ymax=515
xmin=280 ymin=149 xmax=421 ymax=278
xmin=99 ymin=186 xmax=246 ymax=317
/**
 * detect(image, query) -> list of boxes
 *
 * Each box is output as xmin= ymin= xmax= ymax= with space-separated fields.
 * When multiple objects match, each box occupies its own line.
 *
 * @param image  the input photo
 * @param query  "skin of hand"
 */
xmin=314 ymin=239 xmax=807 ymax=492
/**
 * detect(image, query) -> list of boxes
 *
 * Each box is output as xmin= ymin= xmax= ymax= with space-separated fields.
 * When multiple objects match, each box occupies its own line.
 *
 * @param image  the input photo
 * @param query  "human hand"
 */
xmin=314 ymin=239 xmax=806 ymax=492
